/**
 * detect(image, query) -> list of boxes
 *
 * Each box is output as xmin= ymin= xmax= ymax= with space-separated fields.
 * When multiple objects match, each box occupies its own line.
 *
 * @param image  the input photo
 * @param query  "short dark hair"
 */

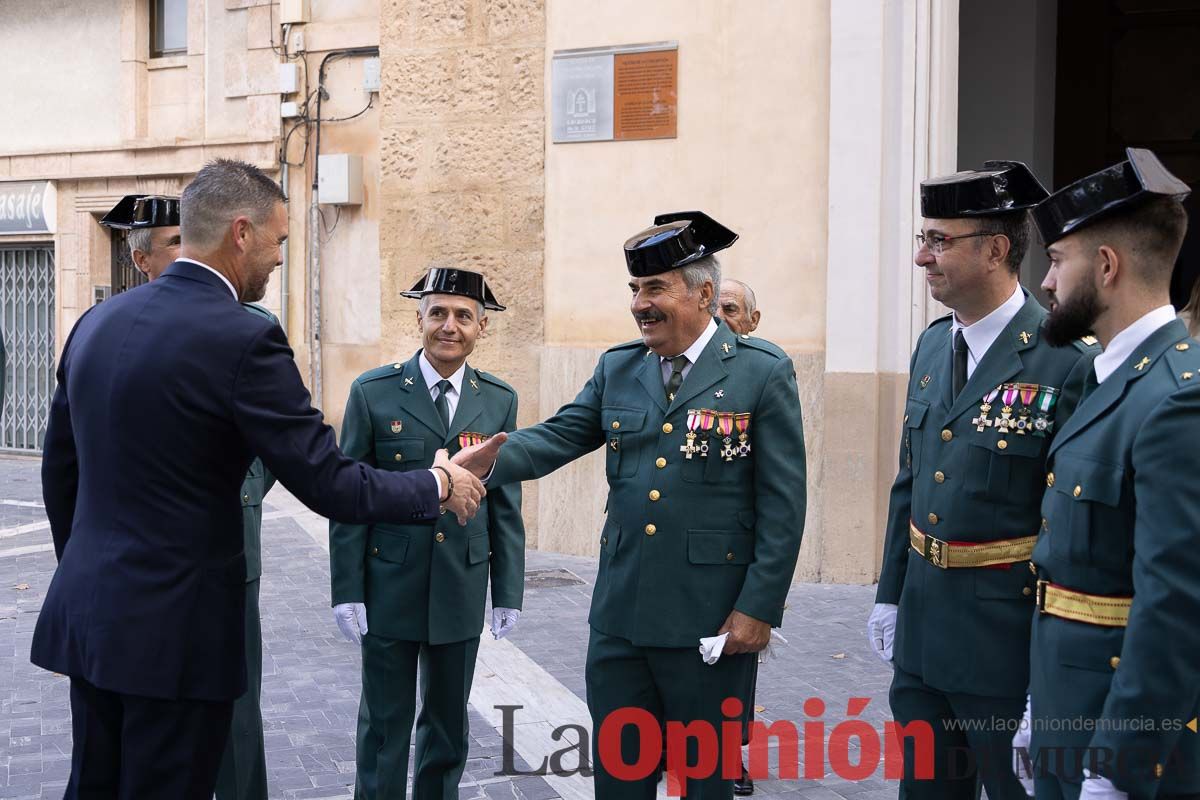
xmin=1080 ymin=197 xmax=1189 ymax=287
xmin=181 ymin=159 xmax=285 ymax=250
xmin=978 ymin=211 xmax=1032 ymax=273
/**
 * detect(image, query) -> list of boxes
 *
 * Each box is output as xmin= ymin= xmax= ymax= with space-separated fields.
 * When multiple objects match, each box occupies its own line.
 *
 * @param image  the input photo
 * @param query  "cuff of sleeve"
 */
xmin=429 ymin=468 xmax=445 ymax=499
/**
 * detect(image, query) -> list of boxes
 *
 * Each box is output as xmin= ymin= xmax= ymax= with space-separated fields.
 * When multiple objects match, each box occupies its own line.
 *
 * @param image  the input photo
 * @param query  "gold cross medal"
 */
xmin=697 ymin=409 xmax=716 ymax=458
xmin=995 ymin=384 xmax=1019 ymax=435
xmin=680 ymin=409 xmax=702 ymax=459
xmin=973 ymin=387 xmax=999 ymax=432
xmin=390 ymin=420 xmax=403 ymax=434
xmin=734 ymin=412 xmax=752 ymax=458
xmin=1013 ymin=383 xmax=1039 ymax=435
xmin=1031 ymin=386 xmax=1058 ymax=438
xmin=717 ymin=412 xmax=737 ymax=462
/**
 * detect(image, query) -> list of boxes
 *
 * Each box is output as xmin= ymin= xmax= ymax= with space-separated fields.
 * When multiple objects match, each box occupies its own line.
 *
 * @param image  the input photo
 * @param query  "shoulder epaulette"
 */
xmin=606 ymin=338 xmax=648 ymax=353
xmin=1164 ymin=339 xmax=1200 ymax=388
xmin=240 ymin=303 xmax=279 ymax=325
xmin=1072 ymin=335 xmax=1102 ymax=354
xmin=474 ymin=370 xmax=516 ymax=395
xmin=734 ymin=335 xmax=787 ymax=359
xmin=358 ymin=362 xmax=409 ymax=384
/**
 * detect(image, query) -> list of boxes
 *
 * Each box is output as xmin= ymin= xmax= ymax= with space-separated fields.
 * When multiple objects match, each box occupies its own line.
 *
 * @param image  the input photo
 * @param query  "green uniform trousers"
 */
xmin=889 ymin=665 xmax=1025 ymax=800
xmin=586 ymin=627 xmax=754 ymax=800
xmin=214 ymin=578 xmax=267 ymax=800
xmin=354 ymin=634 xmax=480 ymax=800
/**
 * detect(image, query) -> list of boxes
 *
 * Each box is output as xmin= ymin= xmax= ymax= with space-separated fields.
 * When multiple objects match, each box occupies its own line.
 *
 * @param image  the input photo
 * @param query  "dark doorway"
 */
xmin=110 ymin=229 xmax=148 ymax=296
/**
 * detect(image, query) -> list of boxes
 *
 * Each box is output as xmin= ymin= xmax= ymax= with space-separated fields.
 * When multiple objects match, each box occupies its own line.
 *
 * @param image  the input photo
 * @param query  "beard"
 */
xmin=1043 ymin=277 xmax=1103 ymax=347
xmin=241 ymin=271 xmax=269 ymax=302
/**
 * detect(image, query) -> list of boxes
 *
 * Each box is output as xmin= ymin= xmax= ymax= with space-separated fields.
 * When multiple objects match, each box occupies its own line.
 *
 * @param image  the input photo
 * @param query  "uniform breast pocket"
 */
xmin=964 ymin=433 xmax=1045 ymax=503
xmin=1050 ymin=456 xmax=1128 ymax=566
xmin=602 ymin=406 xmax=645 ymax=480
xmin=903 ymin=399 xmax=930 ymax=475
xmin=374 ymin=437 xmax=426 ymax=472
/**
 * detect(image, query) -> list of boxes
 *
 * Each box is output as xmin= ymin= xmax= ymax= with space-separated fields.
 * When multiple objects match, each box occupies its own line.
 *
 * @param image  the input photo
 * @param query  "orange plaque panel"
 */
xmin=613 ymin=49 xmax=678 ymax=141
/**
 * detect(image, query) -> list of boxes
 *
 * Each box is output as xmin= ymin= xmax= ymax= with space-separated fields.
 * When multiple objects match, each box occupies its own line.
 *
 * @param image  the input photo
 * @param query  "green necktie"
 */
xmin=665 ymin=355 xmax=688 ymax=402
xmin=434 ymin=379 xmax=452 ymax=429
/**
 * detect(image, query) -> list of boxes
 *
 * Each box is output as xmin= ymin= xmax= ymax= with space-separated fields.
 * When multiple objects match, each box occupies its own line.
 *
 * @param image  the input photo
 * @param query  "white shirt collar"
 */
xmin=1092 ymin=305 xmax=1178 ymax=384
xmin=950 ymin=283 xmax=1025 ymax=370
xmin=663 ymin=318 xmax=720 ymax=366
xmin=418 ymin=351 xmax=466 ymax=396
xmin=174 ymin=258 xmax=238 ymax=301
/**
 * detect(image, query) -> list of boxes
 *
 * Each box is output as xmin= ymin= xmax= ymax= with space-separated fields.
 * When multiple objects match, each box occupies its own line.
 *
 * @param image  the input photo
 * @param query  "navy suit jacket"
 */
xmin=32 ymin=260 xmax=439 ymax=701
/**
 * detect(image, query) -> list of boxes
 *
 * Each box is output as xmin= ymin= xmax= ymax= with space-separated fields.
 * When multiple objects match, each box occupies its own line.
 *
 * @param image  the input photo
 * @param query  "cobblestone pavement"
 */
xmin=0 ymin=454 xmax=899 ymax=799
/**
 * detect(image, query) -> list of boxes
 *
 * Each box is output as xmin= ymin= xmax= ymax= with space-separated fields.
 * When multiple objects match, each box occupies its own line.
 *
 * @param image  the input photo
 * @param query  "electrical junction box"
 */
xmin=363 ymin=58 xmax=382 ymax=93
xmin=279 ymin=63 xmax=299 ymax=94
xmin=318 ymin=154 xmax=363 ymax=205
xmin=280 ymin=0 xmax=310 ymax=24
xmin=280 ymin=101 xmax=300 ymax=118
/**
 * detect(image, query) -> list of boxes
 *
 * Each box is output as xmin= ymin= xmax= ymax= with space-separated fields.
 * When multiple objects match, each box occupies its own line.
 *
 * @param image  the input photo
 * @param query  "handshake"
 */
xmin=431 ymin=432 xmax=509 ymax=524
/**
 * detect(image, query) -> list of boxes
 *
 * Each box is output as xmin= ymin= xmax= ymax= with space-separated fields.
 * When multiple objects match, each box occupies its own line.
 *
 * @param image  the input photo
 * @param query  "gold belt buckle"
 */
xmin=1036 ymin=579 xmax=1048 ymax=611
xmin=924 ymin=533 xmax=947 ymax=568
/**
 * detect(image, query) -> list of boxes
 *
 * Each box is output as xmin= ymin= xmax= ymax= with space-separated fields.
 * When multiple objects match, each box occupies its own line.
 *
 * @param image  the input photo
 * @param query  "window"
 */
xmin=151 ymin=0 xmax=187 ymax=58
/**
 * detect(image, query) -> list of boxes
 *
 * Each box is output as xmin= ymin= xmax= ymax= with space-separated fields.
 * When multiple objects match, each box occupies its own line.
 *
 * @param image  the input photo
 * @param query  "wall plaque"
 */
xmin=552 ymin=42 xmax=678 ymax=144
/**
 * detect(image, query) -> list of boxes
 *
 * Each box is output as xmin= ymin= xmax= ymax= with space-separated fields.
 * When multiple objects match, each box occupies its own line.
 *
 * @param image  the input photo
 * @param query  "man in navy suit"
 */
xmin=33 ymin=159 xmax=498 ymax=800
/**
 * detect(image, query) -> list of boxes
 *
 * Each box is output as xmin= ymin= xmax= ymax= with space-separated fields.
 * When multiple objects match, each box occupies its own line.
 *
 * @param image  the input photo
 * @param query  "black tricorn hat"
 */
xmin=1032 ymin=148 xmax=1191 ymax=246
xmin=920 ymin=161 xmax=1048 ymax=219
xmin=623 ymin=211 xmax=739 ymax=277
xmin=400 ymin=267 xmax=505 ymax=311
xmin=99 ymin=194 xmax=180 ymax=230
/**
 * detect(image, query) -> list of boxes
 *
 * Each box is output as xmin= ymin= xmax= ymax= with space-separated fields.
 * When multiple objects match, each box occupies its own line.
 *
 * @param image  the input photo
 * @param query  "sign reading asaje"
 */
xmin=0 ymin=181 xmax=56 ymax=235
xmin=551 ymin=42 xmax=678 ymax=144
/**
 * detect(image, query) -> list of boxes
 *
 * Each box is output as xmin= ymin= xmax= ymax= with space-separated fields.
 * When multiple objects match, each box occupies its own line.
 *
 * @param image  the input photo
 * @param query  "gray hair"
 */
xmin=681 ymin=255 xmax=722 ymax=315
xmin=724 ymin=278 xmax=757 ymax=314
xmin=419 ymin=294 xmax=485 ymax=320
xmin=180 ymin=159 xmax=285 ymax=251
xmin=126 ymin=227 xmax=153 ymax=258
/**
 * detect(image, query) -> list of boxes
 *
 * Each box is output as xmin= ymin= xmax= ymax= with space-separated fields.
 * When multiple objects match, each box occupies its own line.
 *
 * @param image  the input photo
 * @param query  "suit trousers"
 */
xmin=215 ymin=578 xmax=268 ymax=800
xmin=65 ymin=676 xmax=233 ymax=800
xmin=889 ymin=664 xmax=1027 ymax=800
xmin=586 ymin=627 xmax=754 ymax=800
xmin=354 ymin=634 xmax=481 ymax=799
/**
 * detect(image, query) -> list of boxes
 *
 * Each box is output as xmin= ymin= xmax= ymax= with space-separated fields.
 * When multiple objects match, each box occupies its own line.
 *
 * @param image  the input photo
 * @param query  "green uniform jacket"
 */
xmin=488 ymin=321 xmax=806 ymax=647
xmin=876 ymin=291 xmax=1097 ymax=698
xmin=239 ymin=304 xmax=279 ymax=582
xmin=1030 ymin=318 xmax=1200 ymax=798
xmin=329 ymin=351 xmax=524 ymax=645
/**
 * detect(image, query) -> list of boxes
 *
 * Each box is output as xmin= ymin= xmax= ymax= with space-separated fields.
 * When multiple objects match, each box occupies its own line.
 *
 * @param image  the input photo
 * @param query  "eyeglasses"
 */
xmin=915 ymin=231 xmax=1000 ymax=255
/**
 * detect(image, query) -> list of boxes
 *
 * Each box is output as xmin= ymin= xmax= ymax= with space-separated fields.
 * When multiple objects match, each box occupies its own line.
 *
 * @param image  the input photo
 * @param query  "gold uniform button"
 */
xmin=662 ymin=423 xmax=673 ymax=434
xmin=394 ymin=453 xmax=403 ymax=462
xmin=1110 ymin=656 xmax=1121 ymax=669
xmin=655 ymin=457 xmax=667 ymax=469
xmin=1155 ymin=763 xmax=1164 ymax=779
xmin=933 ymin=471 xmax=945 ymax=483
xmin=726 ymin=552 xmax=734 ymax=561
xmin=997 ymin=439 xmax=1008 ymax=450
xmin=435 ymin=532 xmax=445 ymax=543
xmin=1022 ymin=586 xmax=1032 ymax=597
xmin=371 ymin=546 xmax=379 ymax=555
xmin=941 ymin=429 xmax=953 ymax=442
xmin=1046 ymin=472 xmax=1055 ymax=488
xmin=649 ymin=490 xmax=661 ymax=501
xmin=1073 ymin=485 xmax=1082 ymax=498
xmin=927 ymin=513 xmax=939 ymax=525
xmin=611 ymin=420 xmax=620 ymax=430
xmin=243 ymin=494 xmax=250 ymax=503
xmin=1176 ymin=342 xmax=1190 ymax=351
xmin=393 ymin=363 xmax=402 ymax=369
xmin=645 ymin=524 xmax=656 ymax=536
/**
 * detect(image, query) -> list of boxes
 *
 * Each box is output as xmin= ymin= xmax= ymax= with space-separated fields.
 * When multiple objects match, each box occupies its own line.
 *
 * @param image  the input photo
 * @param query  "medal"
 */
xmin=734 ymin=413 xmax=751 ymax=458
xmin=718 ymin=412 xmax=737 ymax=462
xmin=680 ymin=410 xmax=701 ymax=459
xmin=698 ymin=409 xmax=716 ymax=458
xmin=996 ymin=384 xmax=1019 ymax=435
xmin=1013 ymin=384 xmax=1039 ymax=436
xmin=1031 ymin=386 xmax=1058 ymax=438
xmin=973 ymin=387 xmax=999 ymax=432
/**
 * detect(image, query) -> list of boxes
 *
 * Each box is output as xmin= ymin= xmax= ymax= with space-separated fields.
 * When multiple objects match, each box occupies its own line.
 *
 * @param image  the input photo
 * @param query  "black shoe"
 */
xmin=733 ymin=762 xmax=753 ymax=795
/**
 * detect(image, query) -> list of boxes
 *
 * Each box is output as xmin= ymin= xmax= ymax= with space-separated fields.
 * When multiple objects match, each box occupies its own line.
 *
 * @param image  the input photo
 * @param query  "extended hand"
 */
xmin=333 ymin=602 xmax=368 ymax=645
xmin=452 ymin=431 xmax=508 ymax=479
xmin=490 ymin=607 xmax=521 ymax=639
xmin=866 ymin=603 xmax=898 ymax=664
xmin=717 ymin=610 xmax=771 ymax=654
xmin=434 ymin=449 xmax=485 ymax=525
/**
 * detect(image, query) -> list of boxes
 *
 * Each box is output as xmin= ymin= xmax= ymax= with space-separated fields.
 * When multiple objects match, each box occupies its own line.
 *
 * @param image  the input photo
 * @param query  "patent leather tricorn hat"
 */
xmin=921 ymin=161 xmax=1049 ymax=219
xmin=623 ymin=211 xmax=739 ymax=277
xmin=400 ymin=267 xmax=505 ymax=311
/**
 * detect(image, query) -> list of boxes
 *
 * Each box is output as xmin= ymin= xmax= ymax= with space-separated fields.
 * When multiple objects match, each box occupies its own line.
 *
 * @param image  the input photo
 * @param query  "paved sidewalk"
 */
xmin=0 ymin=455 xmax=898 ymax=799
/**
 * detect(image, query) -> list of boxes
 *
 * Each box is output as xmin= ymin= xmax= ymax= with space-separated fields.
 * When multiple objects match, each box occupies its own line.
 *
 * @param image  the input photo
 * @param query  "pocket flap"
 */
xmin=602 ymin=406 xmax=646 ymax=433
xmin=969 ymin=432 xmax=1043 ymax=458
xmin=369 ymin=529 xmax=410 ymax=564
xmin=904 ymin=400 xmax=929 ymax=428
xmin=687 ymin=530 xmax=754 ymax=565
xmin=374 ymin=437 xmax=426 ymax=467
xmin=468 ymin=532 xmax=491 ymax=565
xmin=1055 ymin=457 xmax=1124 ymax=507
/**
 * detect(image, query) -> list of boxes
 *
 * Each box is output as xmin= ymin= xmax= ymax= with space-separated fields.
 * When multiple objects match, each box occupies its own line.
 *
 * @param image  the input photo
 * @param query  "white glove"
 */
xmin=334 ymin=602 xmax=369 ymax=645
xmin=699 ymin=632 xmax=729 ymax=665
xmin=1080 ymin=771 xmax=1127 ymax=800
xmin=866 ymin=603 xmax=898 ymax=664
xmin=1012 ymin=695 xmax=1034 ymax=797
xmin=491 ymin=607 xmax=521 ymax=639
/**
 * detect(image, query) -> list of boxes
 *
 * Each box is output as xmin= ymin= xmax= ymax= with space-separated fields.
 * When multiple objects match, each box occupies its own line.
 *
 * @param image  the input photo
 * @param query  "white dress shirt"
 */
xmin=660 ymin=318 xmax=719 ymax=385
xmin=419 ymin=351 xmax=466 ymax=425
xmin=175 ymin=257 xmax=237 ymax=300
xmin=1092 ymin=304 xmax=1178 ymax=384
xmin=950 ymin=283 xmax=1025 ymax=379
